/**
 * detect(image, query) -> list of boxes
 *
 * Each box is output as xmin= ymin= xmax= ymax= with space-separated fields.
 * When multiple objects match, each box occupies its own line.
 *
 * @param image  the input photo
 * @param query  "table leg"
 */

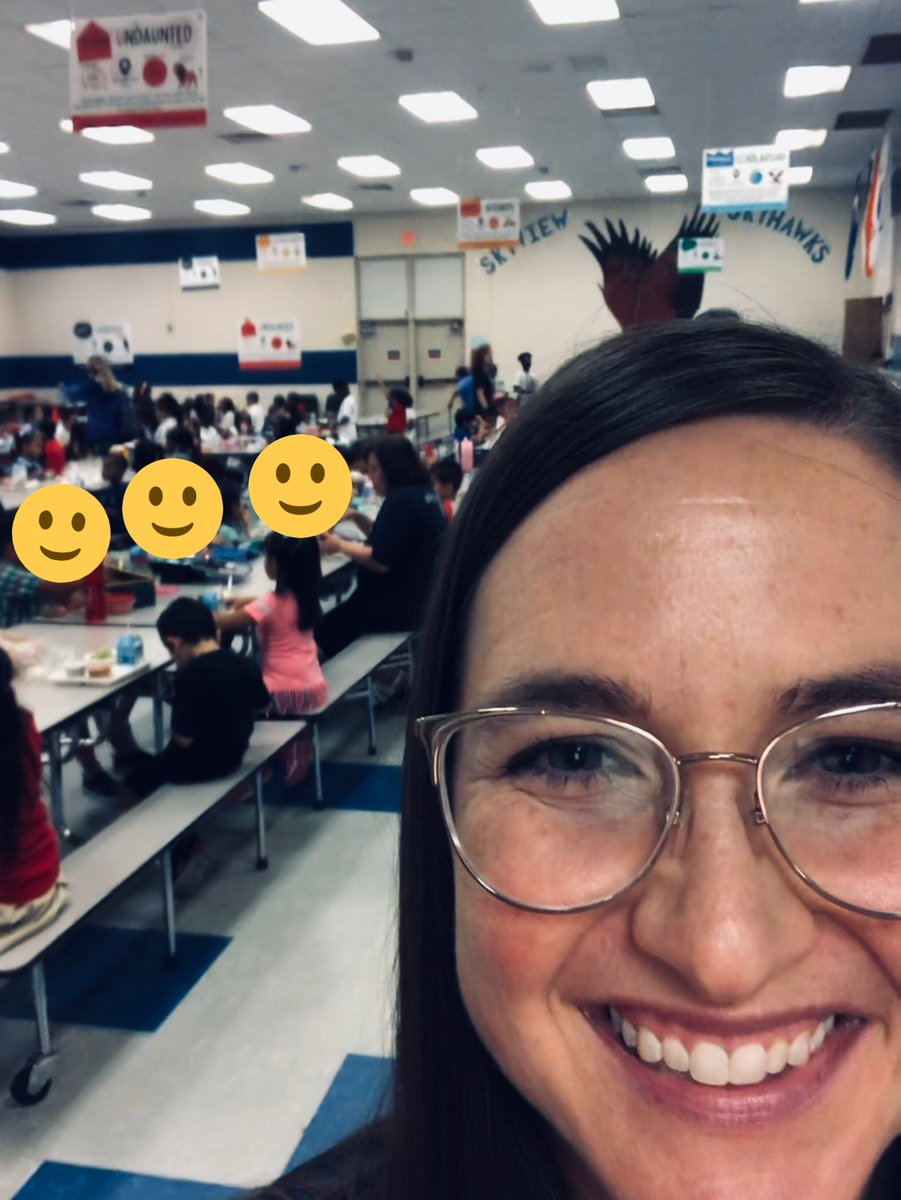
xmin=47 ymin=730 xmax=71 ymax=840
xmin=152 ymin=672 xmax=165 ymax=752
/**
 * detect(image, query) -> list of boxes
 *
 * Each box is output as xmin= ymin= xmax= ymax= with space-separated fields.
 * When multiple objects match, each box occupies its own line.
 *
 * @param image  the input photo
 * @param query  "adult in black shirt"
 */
xmin=470 ymin=342 xmax=495 ymax=418
xmin=316 ymin=435 xmax=447 ymax=659
xmin=123 ymin=598 xmax=269 ymax=800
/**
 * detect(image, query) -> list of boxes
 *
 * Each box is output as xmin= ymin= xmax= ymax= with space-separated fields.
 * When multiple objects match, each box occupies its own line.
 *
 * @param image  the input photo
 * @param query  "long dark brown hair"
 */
xmin=0 ymin=647 xmax=29 ymax=863
xmin=255 ymin=320 xmax=901 ymax=1200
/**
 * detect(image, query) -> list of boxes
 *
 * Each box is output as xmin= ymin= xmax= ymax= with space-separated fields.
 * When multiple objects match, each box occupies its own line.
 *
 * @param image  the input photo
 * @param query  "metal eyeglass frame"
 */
xmin=415 ymin=701 xmax=901 ymax=921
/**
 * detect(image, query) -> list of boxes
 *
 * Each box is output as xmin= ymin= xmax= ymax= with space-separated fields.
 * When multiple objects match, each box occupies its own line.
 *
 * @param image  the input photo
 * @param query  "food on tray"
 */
xmin=86 ymin=659 xmax=113 ymax=678
xmin=64 ymin=663 xmax=86 ymax=679
xmin=90 ymin=648 xmax=115 ymax=660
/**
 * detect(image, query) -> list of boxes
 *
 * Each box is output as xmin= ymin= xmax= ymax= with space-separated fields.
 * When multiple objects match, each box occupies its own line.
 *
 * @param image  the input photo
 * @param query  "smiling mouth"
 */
xmin=40 ymin=546 xmax=80 ymax=561
xmin=279 ymin=499 xmax=322 ymax=515
xmin=152 ymin=522 xmax=194 ymax=537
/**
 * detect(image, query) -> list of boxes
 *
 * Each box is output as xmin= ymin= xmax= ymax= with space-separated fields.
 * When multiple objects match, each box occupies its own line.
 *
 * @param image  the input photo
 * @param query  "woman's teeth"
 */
xmin=609 ymin=1006 xmax=837 ymax=1087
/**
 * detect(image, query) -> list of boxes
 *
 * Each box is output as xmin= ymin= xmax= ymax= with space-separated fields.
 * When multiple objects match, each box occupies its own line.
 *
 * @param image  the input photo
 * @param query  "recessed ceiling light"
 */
xmin=643 ymin=173 xmax=688 ymax=194
xmin=258 ymin=0 xmax=379 ymax=45
xmin=80 ymin=170 xmax=153 ymax=192
xmin=410 ymin=187 xmax=460 ymax=206
xmin=525 ymin=179 xmax=573 ymax=200
xmin=25 ymin=20 xmax=73 ymax=50
xmin=476 ymin=145 xmax=535 ymax=169
xmin=59 ymin=119 xmax=74 ymax=134
xmin=775 ymin=128 xmax=827 ymax=150
xmin=0 ymin=179 xmax=37 ymax=199
xmin=784 ymin=65 xmax=851 ymax=97
xmin=194 ymin=199 xmax=252 ymax=217
xmin=92 ymin=203 xmax=152 ymax=222
xmin=223 ymin=105 xmax=312 ymax=135
xmin=0 ymin=143 xmax=8 ymax=155
xmin=528 ymin=0 xmax=619 ymax=24
xmin=623 ymin=136 xmax=675 ymax=160
xmin=337 ymin=155 xmax=400 ymax=178
xmin=586 ymin=78 xmax=655 ymax=110
xmin=787 ymin=166 xmax=814 ymax=184
xmin=302 ymin=192 xmax=354 ymax=210
xmin=399 ymin=92 xmax=478 ymax=123
xmin=0 ymin=209 xmax=57 ymax=227
xmin=81 ymin=125 xmax=155 ymax=145
xmin=205 ymin=162 xmax=275 ymax=185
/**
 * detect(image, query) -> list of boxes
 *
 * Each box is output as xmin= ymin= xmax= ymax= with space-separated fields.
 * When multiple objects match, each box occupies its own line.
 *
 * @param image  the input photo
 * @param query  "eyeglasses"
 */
xmin=416 ymin=703 xmax=901 ymax=919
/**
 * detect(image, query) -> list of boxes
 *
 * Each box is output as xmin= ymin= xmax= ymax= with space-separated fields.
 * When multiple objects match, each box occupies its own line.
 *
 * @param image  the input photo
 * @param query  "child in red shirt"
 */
xmin=41 ymin=419 xmax=67 ymax=476
xmin=430 ymin=456 xmax=463 ymax=520
xmin=385 ymin=386 xmax=412 ymax=434
xmin=0 ymin=649 xmax=67 ymax=955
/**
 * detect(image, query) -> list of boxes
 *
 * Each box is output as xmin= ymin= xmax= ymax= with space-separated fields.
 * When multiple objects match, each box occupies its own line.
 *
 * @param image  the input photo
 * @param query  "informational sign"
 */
xmin=237 ymin=317 xmax=301 ymax=371
xmin=70 ymin=10 xmax=207 ymax=131
xmin=677 ymin=236 xmax=725 ymax=274
xmin=178 ymin=255 xmax=220 ymax=290
xmin=71 ymin=319 xmax=134 ymax=365
xmin=458 ymin=198 xmax=521 ymax=250
xmin=701 ymin=146 xmax=790 ymax=213
xmin=256 ymin=232 xmax=307 ymax=272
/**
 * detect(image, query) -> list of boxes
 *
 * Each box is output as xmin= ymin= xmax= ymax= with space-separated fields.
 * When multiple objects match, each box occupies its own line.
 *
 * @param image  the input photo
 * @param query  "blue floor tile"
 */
xmin=12 ymin=1163 xmax=238 ymax=1200
xmin=0 ymin=926 xmax=230 ymax=1033
xmin=285 ymin=1053 xmax=394 ymax=1171
xmin=273 ymin=762 xmax=402 ymax=814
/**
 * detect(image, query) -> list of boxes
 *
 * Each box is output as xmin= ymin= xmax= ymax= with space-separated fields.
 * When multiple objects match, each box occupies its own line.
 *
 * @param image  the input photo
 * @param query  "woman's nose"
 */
xmin=629 ymin=764 xmax=818 ymax=1004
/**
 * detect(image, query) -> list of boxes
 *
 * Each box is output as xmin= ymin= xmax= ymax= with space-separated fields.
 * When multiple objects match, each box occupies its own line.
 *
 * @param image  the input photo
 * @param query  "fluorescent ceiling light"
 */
xmin=399 ymin=92 xmax=478 ymax=123
xmin=0 ymin=143 xmax=8 ymax=155
xmin=258 ymin=0 xmax=379 ymax=45
xmin=205 ymin=162 xmax=274 ymax=185
xmin=59 ymin=119 xmax=74 ymax=134
xmin=476 ymin=145 xmax=535 ymax=169
xmin=799 ymin=0 xmax=851 ymax=4
xmin=82 ymin=125 xmax=155 ymax=145
xmin=623 ymin=136 xmax=675 ymax=160
xmin=775 ymin=127 xmax=827 ymax=150
xmin=80 ymin=170 xmax=152 ymax=192
xmin=410 ymin=187 xmax=459 ymax=206
xmin=525 ymin=179 xmax=572 ymax=200
xmin=587 ymin=77 xmax=655 ymax=111
xmin=337 ymin=155 xmax=400 ymax=177
xmin=784 ymin=65 xmax=851 ymax=97
xmin=25 ymin=20 xmax=73 ymax=50
xmin=643 ymin=173 xmax=688 ymax=194
xmin=92 ymin=203 xmax=152 ymax=222
xmin=528 ymin=0 xmax=619 ymax=24
xmin=787 ymin=165 xmax=814 ymax=184
xmin=0 ymin=179 xmax=37 ymax=199
xmin=223 ymin=105 xmax=311 ymax=134
xmin=194 ymin=198 xmax=251 ymax=217
xmin=0 ymin=209 xmax=57 ymax=227
xmin=303 ymin=192 xmax=353 ymax=210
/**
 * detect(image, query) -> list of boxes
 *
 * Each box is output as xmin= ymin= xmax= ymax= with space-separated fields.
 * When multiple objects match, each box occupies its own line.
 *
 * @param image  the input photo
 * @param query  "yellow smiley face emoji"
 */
xmin=123 ymin=459 xmax=223 ymax=558
xmin=13 ymin=485 xmax=111 ymax=583
xmin=249 ymin=435 xmax=352 ymax=537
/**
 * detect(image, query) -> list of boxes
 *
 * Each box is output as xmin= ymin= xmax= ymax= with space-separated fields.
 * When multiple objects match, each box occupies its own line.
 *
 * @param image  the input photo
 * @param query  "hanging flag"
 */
xmin=844 ymin=168 xmax=866 ymax=281
xmin=864 ymin=134 xmax=892 ymax=278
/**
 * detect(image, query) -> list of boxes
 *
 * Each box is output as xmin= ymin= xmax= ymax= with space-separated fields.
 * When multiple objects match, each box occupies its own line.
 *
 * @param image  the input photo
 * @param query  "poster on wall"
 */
xmin=71 ymin=319 xmax=134 ymax=365
xmin=677 ymin=236 xmax=725 ymax=274
xmin=69 ymin=10 xmax=207 ymax=131
xmin=178 ymin=255 xmax=220 ymax=290
xmin=701 ymin=146 xmax=789 ymax=213
xmin=256 ymin=232 xmax=307 ymax=272
xmin=237 ymin=317 xmax=301 ymax=370
xmin=457 ymin=198 xmax=521 ymax=250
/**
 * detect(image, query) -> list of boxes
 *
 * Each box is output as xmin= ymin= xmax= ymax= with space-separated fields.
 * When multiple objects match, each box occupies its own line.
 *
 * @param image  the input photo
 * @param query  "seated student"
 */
xmin=0 ymin=509 xmax=84 ymax=627
xmin=341 ymin=440 xmax=372 ymax=497
xmin=95 ymin=450 xmax=129 ymax=543
xmin=214 ymin=533 xmax=327 ymax=785
xmin=41 ymin=418 xmax=66 ymax=476
xmin=246 ymin=391 xmax=265 ymax=435
xmin=166 ymin=425 xmax=198 ymax=462
xmin=0 ymin=648 xmax=68 ymax=955
xmin=132 ymin=437 xmax=163 ymax=474
xmin=430 ymin=456 xmax=463 ymax=520
xmin=217 ymin=397 xmax=237 ymax=438
xmin=154 ymin=393 xmax=182 ymax=448
xmin=116 ymin=597 xmax=269 ymax=802
xmin=195 ymin=398 xmax=222 ymax=452
xmin=13 ymin=429 xmax=44 ymax=479
xmin=215 ymin=473 xmax=251 ymax=545
xmin=513 ymin=350 xmax=537 ymax=397
xmin=234 ymin=410 xmax=254 ymax=437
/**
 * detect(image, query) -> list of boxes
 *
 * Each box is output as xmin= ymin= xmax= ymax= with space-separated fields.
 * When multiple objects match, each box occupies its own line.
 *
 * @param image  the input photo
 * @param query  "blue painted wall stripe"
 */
xmin=0 ymin=220 xmax=353 ymax=270
xmin=0 ymin=350 xmax=357 ymax=390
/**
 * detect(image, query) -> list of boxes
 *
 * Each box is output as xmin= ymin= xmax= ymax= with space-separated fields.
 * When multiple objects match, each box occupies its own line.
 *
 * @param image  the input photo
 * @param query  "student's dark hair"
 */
xmin=367 ymin=435 xmax=430 ymax=491
xmin=16 ymin=428 xmax=41 ymax=453
xmin=340 ymin=439 xmax=370 ymax=468
xmin=218 ymin=397 xmax=236 ymax=414
xmin=454 ymin=365 xmax=469 ymax=381
xmin=430 ymin=456 xmax=462 ymax=493
xmin=247 ymin=391 xmax=260 ymax=405
xmin=332 ymin=379 xmax=349 ymax=398
xmin=0 ymin=647 xmax=29 ymax=863
xmin=263 ymin=532 xmax=322 ymax=631
xmin=388 ymin=386 xmax=413 ymax=409
xmin=40 ymin=419 xmax=57 ymax=441
xmin=166 ymin=426 xmax=196 ymax=458
xmin=132 ymin=439 xmax=163 ymax=472
xmin=156 ymin=393 xmax=181 ymax=420
xmin=469 ymin=343 xmax=492 ymax=375
xmin=219 ymin=473 xmax=245 ymax=525
xmin=517 ymin=351 xmax=532 ymax=368
xmin=264 ymin=320 xmax=901 ymax=1200
xmin=157 ymin=596 xmax=216 ymax=645
xmin=0 ymin=507 xmax=16 ymax=554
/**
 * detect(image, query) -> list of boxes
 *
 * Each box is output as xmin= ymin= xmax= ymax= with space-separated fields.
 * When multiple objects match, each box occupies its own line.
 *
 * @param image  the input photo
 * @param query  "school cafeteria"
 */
xmin=1 ymin=2 xmax=900 ymax=1199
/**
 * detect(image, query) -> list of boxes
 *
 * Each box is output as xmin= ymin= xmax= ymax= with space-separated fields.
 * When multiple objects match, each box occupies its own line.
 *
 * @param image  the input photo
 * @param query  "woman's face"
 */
xmin=456 ymin=416 xmax=901 ymax=1200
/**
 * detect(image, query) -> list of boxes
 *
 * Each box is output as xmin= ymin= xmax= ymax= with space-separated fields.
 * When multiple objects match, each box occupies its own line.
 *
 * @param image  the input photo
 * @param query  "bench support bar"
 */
xmin=32 ymin=962 xmax=52 ymax=1058
xmin=255 ymin=773 xmax=268 ymax=869
xmin=312 ymin=724 xmax=323 ymax=809
xmin=161 ymin=850 xmax=177 ymax=965
xmin=366 ymin=676 xmax=377 ymax=756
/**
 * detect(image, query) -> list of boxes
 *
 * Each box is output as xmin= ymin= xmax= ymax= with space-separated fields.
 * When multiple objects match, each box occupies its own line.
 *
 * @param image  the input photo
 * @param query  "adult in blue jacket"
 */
xmin=63 ymin=356 xmax=126 ymax=453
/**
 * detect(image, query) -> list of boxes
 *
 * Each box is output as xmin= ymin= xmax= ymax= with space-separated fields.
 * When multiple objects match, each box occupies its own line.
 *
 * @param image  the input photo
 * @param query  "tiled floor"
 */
xmin=0 ymin=691 xmax=405 ymax=1199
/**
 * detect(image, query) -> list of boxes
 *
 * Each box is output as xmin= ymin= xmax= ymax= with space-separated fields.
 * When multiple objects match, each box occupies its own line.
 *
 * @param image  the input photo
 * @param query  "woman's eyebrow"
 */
xmin=476 ymin=673 xmax=651 ymax=721
xmin=776 ymin=663 xmax=901 ymax=720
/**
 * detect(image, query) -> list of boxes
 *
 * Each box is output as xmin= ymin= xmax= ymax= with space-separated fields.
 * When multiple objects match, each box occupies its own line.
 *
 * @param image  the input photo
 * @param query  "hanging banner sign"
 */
xmin=701 ymin=146 xmax=789 ymax=213
xmin=677 ymin=236 xmax=725 ymax=274
xmin=178 ymin=255 xmax=220 ymax=290
xmin=71 ymin=320 xmax=134 ymax=365
xmin=69 ymin=10 xmax=208 ymax=131
xmin=457 ymin=198 xmax=521 ymax=250
xmin=238 ymin=317 xmax=301 ymax=371
xmin=256 ymin=232 xmax=307 ymax=272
